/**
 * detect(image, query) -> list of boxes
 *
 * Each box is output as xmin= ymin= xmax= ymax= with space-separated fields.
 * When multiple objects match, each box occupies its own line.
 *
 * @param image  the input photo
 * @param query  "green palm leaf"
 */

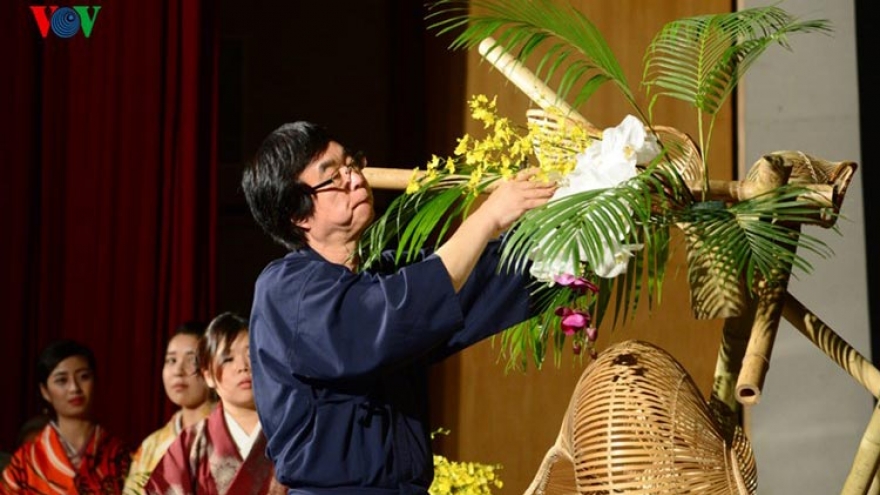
xmin=356 ymin=1 xmax=838 ymax=370
xmin=643 ymin=6 xmax=831 ymax=117
xmin=427 ymin=0 xmax=636 ymax=111
xmin=679 ymin=186 xmax=836 ymax=289
xmin=642 ymin=6 xmax=830 ymax=194
xmin=501 ymin=168 xmax=684 ymax=321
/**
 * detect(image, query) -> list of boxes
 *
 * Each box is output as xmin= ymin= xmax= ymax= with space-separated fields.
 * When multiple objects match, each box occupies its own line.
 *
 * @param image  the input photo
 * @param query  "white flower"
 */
xmin=606 ymin=114 xmax=661 ymax=165
xmin=593 ymin=241 xmax=644 ymax=278
xmin=531 ymin=115 xmax=659 ymax=280
xmin=530 ymin=255 xmax=579 ymax=284
xmin=529 ymin=232 xmax=581 ymax=283
xmin=554 ymin=114 xmax=659 ymax=198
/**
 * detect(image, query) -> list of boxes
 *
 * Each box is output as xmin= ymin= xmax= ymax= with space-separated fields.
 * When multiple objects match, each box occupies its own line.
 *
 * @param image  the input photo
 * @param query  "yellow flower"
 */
xmin=454 ymin=134 xmax=471 ymax=156
xmin=406 ymin=168 xmax=422 ymax=194
xmin=429 ymin=453 xmax=503 ymax=495
xmin=408 ymin=94 xmax=595 ymax=197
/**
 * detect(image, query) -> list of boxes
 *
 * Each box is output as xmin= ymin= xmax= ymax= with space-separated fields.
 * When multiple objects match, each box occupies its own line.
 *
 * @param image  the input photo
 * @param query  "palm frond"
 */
xmin=643 ymin=6 xmax=832 ymax=117
xmin=356 ymin=1 xmax=841 ymax=370
xmin=497 ymin=282 xmax=569 ymax=371
xmin=500 ymin=169 xmax=685 ymax=322
xmin=427 ymin=0 xmax=635 ymax=110
xmin=359 ymin=173 xmax=501 ymax=268
xmin=679 ymin=186 xmax=837 ymax=289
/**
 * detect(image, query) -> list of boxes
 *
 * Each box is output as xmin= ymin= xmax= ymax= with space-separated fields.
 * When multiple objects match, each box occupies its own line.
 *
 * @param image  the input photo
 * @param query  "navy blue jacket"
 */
xmin=249 ymin=241 xmax=536 ymax=494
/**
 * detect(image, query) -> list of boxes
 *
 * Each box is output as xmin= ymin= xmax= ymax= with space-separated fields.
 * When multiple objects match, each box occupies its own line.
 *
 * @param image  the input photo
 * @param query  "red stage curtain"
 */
xmin=0 ymin=2 xmax=218 ymax=451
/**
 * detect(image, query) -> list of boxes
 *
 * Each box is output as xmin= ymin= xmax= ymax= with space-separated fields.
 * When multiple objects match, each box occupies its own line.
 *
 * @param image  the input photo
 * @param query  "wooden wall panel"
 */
xmin=430 ymin=2 xmax=736 ymax=493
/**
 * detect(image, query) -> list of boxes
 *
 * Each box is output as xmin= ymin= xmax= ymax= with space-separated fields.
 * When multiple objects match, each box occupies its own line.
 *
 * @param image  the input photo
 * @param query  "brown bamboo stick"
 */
xmin=694 ymin=180 xmax=835 ymax=205
xmin=841 ymin=401 xmax=880 ymax=495
xmin=477 ymin=37 xmax=593 ymax=128
xmin=712 ymin=302 xmax=756 ymax=415
xmin=782 ymin=294 xmax=880 ymax=398
xmin=363 ymin=168 xmax=835 ymax=210
xmin=868 ymin=473 xmax=880 ymax=495
xmin=732 ymin=155 xmax=797 ymax=405
xmin=362 ymin=168 xmax=420 ymax=190
xmin=735 ymin=270 xmax=792 ymax=405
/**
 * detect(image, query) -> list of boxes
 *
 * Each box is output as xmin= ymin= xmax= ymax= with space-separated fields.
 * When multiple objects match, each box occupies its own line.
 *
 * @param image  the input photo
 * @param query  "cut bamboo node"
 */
xmin=362 ymin=167 xmax=419 ymax=190
xmin=737 ymin=352 xmax=771 ymax=405
xmin=477 ymin=37 xmax=592 ymax=128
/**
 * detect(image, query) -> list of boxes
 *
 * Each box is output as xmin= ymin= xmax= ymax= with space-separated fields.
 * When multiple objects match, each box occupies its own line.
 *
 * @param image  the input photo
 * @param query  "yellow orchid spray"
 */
xmin=429 ymin=429 xmax=504 ymax=495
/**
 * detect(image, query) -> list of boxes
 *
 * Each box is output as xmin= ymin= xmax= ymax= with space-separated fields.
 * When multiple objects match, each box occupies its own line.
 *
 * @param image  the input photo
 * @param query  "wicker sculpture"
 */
xmin=525 ymin=340 xmax=757 ymax=495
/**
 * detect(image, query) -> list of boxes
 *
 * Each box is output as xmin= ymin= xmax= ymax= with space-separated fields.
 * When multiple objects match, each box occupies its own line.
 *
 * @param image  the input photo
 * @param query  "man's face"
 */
xmin=295 ymin=141 xmax=374 ymax=244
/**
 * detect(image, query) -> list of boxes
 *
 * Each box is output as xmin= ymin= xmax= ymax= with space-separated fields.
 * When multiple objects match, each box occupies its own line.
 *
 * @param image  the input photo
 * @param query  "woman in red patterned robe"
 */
xmin=1 ymin=339 xmax=130 ymax=494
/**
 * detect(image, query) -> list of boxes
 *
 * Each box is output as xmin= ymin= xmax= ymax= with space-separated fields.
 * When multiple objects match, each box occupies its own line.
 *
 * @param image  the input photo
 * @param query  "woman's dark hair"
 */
xmin=199 ymin=312 xmax=249 ymax=376
xmin=36 ymin=339 xmax=96 ymax=385
xmin=173 ymin=320 xmax=207 ymax=341
xmin=241 ymin=121 xmax=332 ymax=250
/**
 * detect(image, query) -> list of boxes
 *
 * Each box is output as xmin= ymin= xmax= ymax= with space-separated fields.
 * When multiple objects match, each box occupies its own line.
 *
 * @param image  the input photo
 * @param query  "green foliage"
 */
xmin=359 ymin=1 xmax=837 ymax=370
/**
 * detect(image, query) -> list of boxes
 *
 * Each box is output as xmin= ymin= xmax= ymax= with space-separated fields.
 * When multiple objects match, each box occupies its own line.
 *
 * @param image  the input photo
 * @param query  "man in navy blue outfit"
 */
xmin=241 ymin=121 xmax=556 ymax=494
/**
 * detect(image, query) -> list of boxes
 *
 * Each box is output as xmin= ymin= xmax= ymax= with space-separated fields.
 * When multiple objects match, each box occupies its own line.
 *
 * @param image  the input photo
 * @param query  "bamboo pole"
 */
xmin=842 ymin=401 xmax=880 ymax=495
xmin=734 ymin=265 xmax=794 ymax=405
xmin=363 ymin=167 xmax=837 ymax=210
xmin=362 ymin=168 xmax=420 ymax=190
xmin=711 ymin=303 xmax=756 ymax=415
xmin=731 ymin=155 xmax=796 ymax=405
xmin=782 ymin=294 xmax=880 ymax=398
xmin=477 ymin=37 xmax=593 ymax=128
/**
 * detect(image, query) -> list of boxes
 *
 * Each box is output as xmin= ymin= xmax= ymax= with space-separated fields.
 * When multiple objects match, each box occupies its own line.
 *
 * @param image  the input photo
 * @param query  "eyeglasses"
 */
xmin=307 ymin=151 xmax=367 ymax=194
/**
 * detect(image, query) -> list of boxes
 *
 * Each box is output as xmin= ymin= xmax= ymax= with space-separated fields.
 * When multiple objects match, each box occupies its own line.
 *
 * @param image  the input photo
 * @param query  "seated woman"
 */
xmin=145 ymin=312 xmax=284 ymax=495
xmin=1 ymin=339 xmax=131 ymax=493
xmin=123 ymin=321 xmax=216 ymax=493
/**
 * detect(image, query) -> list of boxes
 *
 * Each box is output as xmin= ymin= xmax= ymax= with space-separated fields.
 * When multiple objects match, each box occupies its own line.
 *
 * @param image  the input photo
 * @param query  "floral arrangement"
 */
xmin=429 ymin=429 xmax=504 ymax=495
xmin=359 ymin=0 xmax=836 ymax=370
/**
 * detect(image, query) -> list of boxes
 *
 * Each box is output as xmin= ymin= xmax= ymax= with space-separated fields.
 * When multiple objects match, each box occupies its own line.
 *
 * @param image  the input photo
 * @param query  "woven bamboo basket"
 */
xmin=525 ymin=340 xmax=757 ymax=495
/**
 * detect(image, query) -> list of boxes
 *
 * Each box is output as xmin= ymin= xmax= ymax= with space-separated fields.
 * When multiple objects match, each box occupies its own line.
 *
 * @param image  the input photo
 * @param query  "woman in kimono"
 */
xmin=145 ymin=312 xmax=284 ymax=495
xmin=123 ymin=321 xmax=216 ymax=493
xmin=1 ymin=339 xmax=131 ymax=494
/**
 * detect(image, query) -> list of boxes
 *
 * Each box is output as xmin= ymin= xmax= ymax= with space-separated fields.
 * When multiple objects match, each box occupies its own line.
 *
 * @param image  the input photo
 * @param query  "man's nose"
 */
xmin=349 ymin=167 xmax=366 ymax=189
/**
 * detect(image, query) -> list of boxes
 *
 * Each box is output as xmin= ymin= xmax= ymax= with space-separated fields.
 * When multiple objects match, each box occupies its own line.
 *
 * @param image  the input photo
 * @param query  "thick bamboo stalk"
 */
xmin=695 ymin=180 xmax=835 ymax=205
xmin=364 ymin=166 xmax=839 ymax=221
xmin=734 ymin=224 xmax=800 ymax=405
xmin=869 ymin=474 xmax=880 ymax=495
xmin=841 ymin=401 xmax=880 ymax=495
xmin=735 ymin=268 xmax=793 ymax=405
xmin=782 ymin=294 xmax=880 ymax=398
xmin=477 ymin=37 xmax=593 ymax=128
xmin=712 ymin=301 xmax=757 ymax=415
xmin=362 ymin=168 xmax=420 ymax=190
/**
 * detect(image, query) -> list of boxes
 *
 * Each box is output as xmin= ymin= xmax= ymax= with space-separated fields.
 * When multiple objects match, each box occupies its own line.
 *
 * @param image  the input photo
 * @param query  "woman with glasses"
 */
xmin=240 ymin=121 xmax=557 ymax=494
xmin=1 ymin=339 xmax=131 ymax=494
xmin=123 ymin=321 xmax=215 ymax=493
xmin=145 ymin=312 xmax=285 ymax=495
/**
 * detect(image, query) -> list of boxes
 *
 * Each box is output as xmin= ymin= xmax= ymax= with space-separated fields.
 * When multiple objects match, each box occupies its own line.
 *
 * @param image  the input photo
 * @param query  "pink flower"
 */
xmin=553 ymin=274 xmax=599 ymax=295
xmin=586 ymin=326 xmax=598 ymax=342
xmin=554 ymin=306 xmax=591 ymax=335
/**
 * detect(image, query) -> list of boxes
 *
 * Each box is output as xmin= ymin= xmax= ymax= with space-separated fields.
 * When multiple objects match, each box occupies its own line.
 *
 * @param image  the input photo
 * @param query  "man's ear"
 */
xmin=293 ymin=216 xmax=310 ymax=230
